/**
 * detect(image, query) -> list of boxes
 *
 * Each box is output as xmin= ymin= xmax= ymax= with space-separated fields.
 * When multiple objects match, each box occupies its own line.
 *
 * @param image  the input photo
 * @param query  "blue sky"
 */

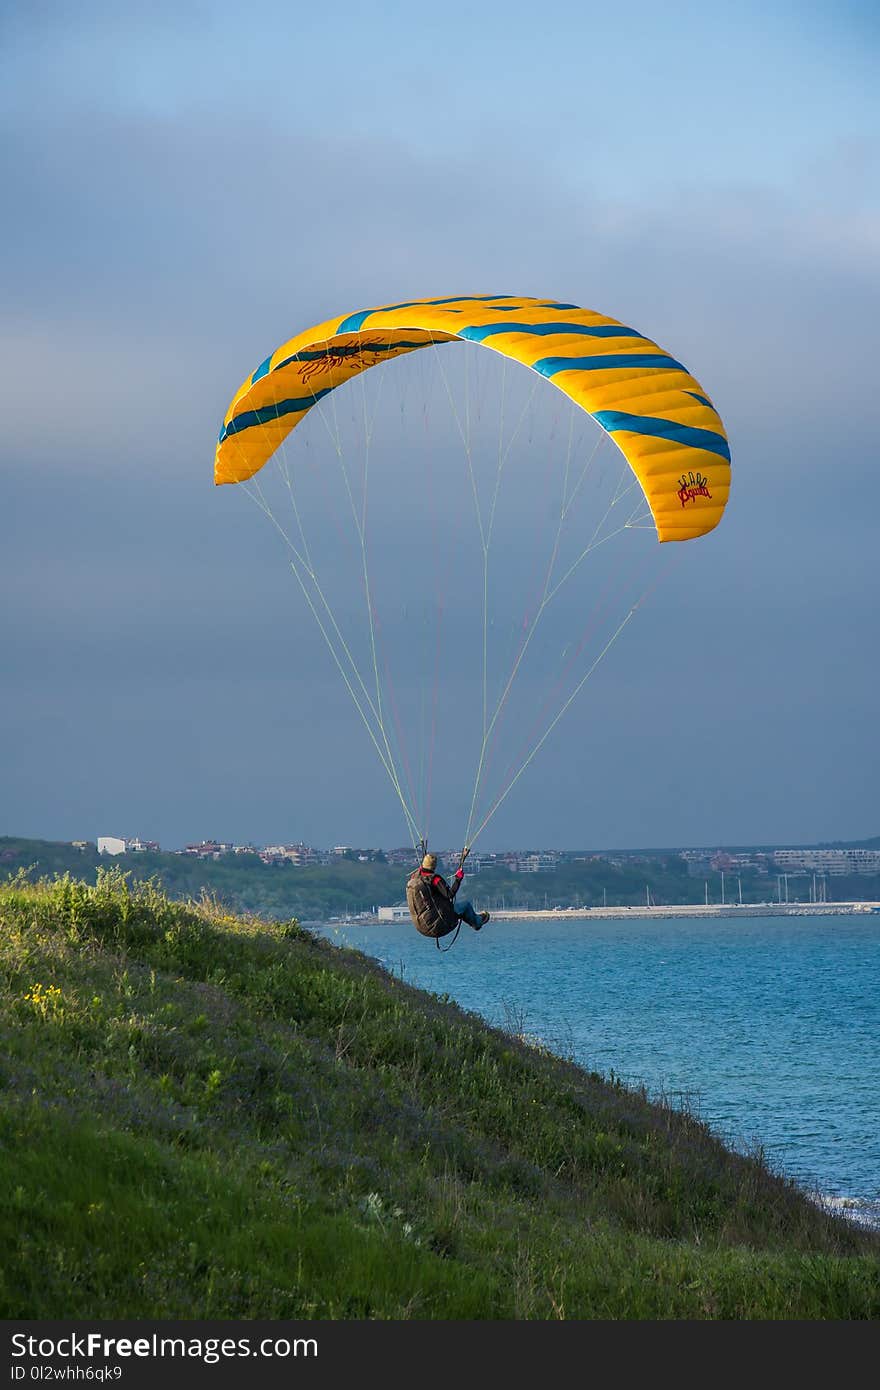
xmin=2 ymin=1 xmax=878 ymax=852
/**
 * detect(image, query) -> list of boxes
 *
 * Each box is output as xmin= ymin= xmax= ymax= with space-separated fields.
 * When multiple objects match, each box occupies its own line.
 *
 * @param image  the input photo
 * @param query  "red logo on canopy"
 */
xmin=677 ymin=471 xmax=712 ymax=508
xmin=298 ymin=337 xmax=385 ymax=386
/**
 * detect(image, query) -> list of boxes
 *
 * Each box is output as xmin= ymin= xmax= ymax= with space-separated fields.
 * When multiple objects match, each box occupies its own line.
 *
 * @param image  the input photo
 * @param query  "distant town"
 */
xmin=4 ymin=831 xmax=877 ymax=921
xmin=90 ymin=835 xmax=880 ymax=881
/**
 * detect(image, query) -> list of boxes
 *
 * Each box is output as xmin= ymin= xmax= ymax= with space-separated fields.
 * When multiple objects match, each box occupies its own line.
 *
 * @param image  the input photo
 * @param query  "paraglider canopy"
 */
xmin=215 ymin=294 xmax=730 ymax=543
xmin=214 ymin=291 xmax=731 ymax=854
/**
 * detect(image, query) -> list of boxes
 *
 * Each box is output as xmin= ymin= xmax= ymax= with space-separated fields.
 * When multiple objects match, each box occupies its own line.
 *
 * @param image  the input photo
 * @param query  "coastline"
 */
xmin=315 ymin=903 xmax=880 ymax=1230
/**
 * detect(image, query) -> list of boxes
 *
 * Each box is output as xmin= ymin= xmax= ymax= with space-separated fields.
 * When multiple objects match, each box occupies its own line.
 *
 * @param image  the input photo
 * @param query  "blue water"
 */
xmin=314 ymin=913 xmax=880 ymax=1226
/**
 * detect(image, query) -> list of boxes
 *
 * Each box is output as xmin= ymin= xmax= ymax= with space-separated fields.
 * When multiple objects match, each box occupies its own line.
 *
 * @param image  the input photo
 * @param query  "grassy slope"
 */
xmin=1 ymin=870 xmax=878 ymax=1320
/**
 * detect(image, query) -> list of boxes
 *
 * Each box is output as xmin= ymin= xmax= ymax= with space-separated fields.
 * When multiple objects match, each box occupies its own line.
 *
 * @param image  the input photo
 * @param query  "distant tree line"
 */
xmin=4 ymin=837 xmax=879 ymax=921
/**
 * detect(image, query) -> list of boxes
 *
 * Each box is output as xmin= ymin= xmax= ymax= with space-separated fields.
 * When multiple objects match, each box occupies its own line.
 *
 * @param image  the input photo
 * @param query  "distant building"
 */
xmin=97 ymin=836 xmax=127 ymax=856
xmin=773 ymin=848 xmax=880 ymax=876
xmin=680 ymin=849 xmax=715 ymax=874
xmin=98 ymin=836 xmax=159 ymax=855
xmin=517 ymin=852 xmax=560 ymax=873
xmin=460 ymin=854 xmax=489 ymax=873
xmin=709 ymin=851 xmax=770 ymax=875
xmin=377 ymin=904 xmax=411 ymax=921
xmin=181 ymin=841 xmax=231 ymax=859
xmin=259 ymin=843 xmax=318 ymax=866
xmin=495 ymin=851 xmax=559 ymax=872
xmin=260 ymin=847 xmax=287 ymax=865
xmin=680 ymin=846 xmax=880 ymax=878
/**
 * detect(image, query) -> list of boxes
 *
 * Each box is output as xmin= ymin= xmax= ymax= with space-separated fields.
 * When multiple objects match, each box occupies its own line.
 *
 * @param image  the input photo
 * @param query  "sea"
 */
xmin=312 ymin=912 xmax=880 ymax=1231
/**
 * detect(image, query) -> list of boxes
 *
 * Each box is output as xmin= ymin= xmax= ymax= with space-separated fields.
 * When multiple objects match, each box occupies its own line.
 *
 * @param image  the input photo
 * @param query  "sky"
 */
xmin=2 ymin=0 xmax=878 ymax=853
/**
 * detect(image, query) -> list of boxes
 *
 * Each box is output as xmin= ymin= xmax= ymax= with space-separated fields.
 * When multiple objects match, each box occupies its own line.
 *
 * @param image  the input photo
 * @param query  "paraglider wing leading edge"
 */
xmin=215 ymin=294 xmax=730 ymax=543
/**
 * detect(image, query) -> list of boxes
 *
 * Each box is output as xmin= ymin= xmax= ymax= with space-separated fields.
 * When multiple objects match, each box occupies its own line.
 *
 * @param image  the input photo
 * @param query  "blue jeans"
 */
xmin=456 ymin=900 xmax=482 ymax=929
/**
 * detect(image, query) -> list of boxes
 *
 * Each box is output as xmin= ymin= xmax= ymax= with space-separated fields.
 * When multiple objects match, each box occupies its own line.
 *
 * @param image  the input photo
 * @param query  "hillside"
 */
xmin=1 ymin=869 xmax=878 ymax=1319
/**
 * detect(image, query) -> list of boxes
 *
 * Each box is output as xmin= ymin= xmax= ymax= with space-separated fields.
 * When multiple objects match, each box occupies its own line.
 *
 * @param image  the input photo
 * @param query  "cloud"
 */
xmin=3 ymin=10 xmax=878 ymax=848
xmin=4 ymin=104 xmax=877 ymax=470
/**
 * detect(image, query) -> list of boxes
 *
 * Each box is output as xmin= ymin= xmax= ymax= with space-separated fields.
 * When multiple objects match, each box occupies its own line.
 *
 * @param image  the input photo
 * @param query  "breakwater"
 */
xmin=490 ymin=901 xmax=880 ymax=921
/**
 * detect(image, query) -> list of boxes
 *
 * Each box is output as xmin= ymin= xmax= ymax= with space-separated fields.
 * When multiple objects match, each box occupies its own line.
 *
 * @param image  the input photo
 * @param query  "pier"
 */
xmin=489 ymin=901 xmax=880 ymax=922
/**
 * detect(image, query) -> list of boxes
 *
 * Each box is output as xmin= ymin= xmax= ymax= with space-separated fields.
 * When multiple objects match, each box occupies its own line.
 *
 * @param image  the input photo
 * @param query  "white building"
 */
xmin=97 ymin=836 xmax=127 ymax=856
xmin=518 ymin=853 xmax=560 ymax=873
xmin=773 ymin=848 xmax=880 ymax=876
xmin=97 ymin=836 xmax=159 ymax=855
xmin=377 ymin=904 xmax=411 ymax=921
xmin=260 ymin=843 xmax=317 ymax=866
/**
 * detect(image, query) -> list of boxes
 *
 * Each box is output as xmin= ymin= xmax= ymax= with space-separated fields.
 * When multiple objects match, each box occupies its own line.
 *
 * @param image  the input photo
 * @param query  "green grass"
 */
xmin=1 ymin=868 xmax=878 ymax=1319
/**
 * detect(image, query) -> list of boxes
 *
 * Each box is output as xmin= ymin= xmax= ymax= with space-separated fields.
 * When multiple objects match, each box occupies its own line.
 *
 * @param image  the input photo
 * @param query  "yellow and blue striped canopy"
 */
xmin=215 ymin=294 xmax=730 ymax=542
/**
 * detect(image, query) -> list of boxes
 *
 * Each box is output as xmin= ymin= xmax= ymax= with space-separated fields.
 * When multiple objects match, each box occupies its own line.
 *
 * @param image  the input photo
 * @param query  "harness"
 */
xmin=432 ymin=870 xmax=463 ymax=952
xmin=406 ymin=846 xmax=468 ymax=951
